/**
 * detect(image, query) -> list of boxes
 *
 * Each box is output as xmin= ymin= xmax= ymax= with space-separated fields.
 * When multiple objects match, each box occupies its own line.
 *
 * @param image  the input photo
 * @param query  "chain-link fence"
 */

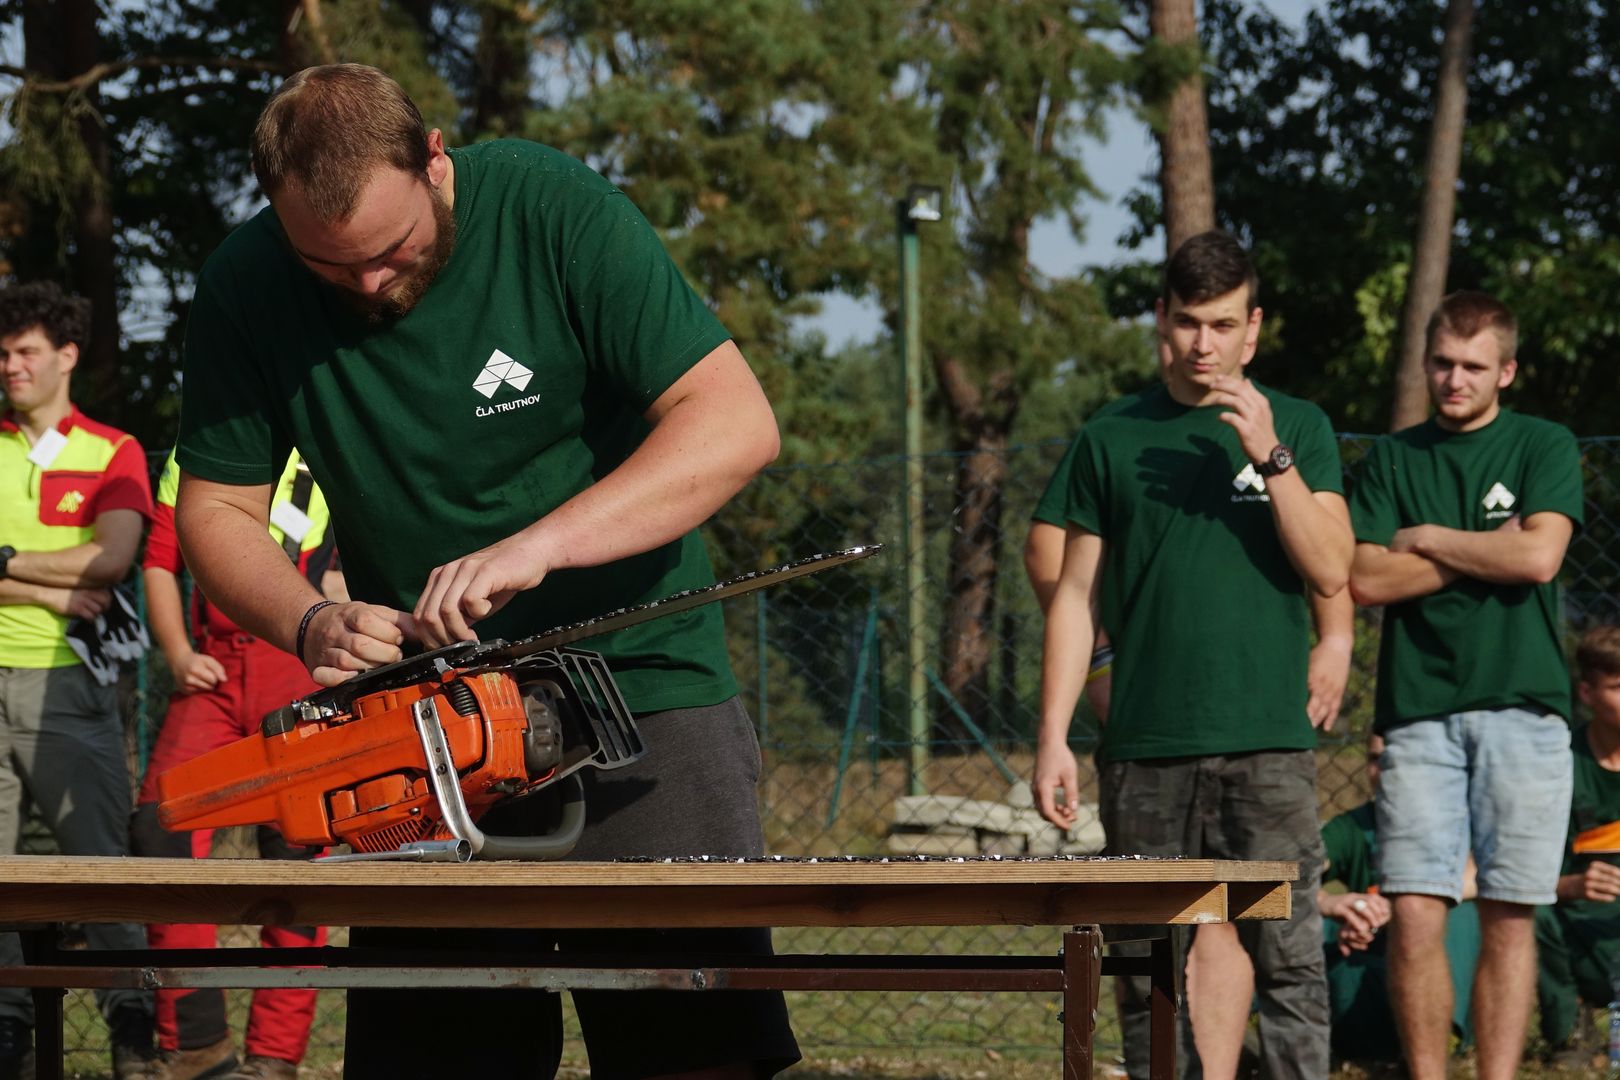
xmin=28 ymin=435 xmax=1620 ymax=1073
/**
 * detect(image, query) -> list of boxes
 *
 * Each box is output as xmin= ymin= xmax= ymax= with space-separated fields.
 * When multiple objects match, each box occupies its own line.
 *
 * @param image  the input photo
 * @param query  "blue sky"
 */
xmin=802 ymin=0 xmax=1321 ymax=347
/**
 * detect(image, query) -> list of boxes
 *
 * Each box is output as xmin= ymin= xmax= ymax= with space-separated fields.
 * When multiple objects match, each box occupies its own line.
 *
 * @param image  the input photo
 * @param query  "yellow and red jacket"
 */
xmin=0 ymin=407 xmax=153 ymax=668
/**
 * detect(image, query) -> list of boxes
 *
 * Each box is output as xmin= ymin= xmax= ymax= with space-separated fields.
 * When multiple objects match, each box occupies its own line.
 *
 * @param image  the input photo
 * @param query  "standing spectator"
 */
xmin=1349 ymin=290 xmax=1581 ymax=1080
xmin=1535 ymin=625 xmax=1620 ymax=1064
xmin=0 ymin=282 xmax=158 ymax=1078
xmin=130 ymin=449 xmax=338 ymax=1080
xmin=1035 ymin=230 xmax=1352 ymax=1079
xmin=1026 ymin=379 xmax=1354 ymax=1078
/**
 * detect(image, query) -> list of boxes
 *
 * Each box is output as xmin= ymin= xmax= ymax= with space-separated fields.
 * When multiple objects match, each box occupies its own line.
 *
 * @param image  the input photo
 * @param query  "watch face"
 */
xmin=1271 ymin=445 xmax=1295 ymax=471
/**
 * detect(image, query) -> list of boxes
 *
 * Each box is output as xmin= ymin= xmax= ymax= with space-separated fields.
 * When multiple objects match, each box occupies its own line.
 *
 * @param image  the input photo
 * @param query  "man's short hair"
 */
xmin=1162 ymin=230 xmax=1261 ymax=312
xmin=1424 ymin=290 xmax=1518 ymax=362
xmin=0 ymin=281 xmax=91 ymax=349
xmin=1577 ymin=625 xmax=1620 ymax=683
xmin=251 ymin=63 xmax=430 ymax=222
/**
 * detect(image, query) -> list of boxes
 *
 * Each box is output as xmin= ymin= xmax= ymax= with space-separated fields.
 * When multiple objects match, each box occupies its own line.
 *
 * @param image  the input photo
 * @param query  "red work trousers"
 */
xmin=134 ymin=633 xmax=328 ymax=1062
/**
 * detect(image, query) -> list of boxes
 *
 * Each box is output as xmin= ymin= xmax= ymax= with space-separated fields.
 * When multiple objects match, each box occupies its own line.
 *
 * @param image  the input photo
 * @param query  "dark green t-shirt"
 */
xmin=1556 ymin=723 xmax=1620 ymax=939
xmin=1053 ymin=381 xmax=1343 ymax=762
xmin=176 ymin=140 xmax=738 ymax=713
xmin=1348 ymin=410 xmax=1582 ymax=730
xmin=1322 ymin=802 xmax=1377 ymax=895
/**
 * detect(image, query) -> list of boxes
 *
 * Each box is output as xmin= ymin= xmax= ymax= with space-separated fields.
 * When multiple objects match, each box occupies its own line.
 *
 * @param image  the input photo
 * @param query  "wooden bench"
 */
xmin=0 ymin=854 xmax=1294 ymax=1079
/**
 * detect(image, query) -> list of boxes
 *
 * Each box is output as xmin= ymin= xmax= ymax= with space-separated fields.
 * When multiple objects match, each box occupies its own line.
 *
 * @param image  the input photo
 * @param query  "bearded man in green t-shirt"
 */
xmin=1036 ymin=231 xmax=1353 ymax=1080
xmin=1349 ymin=290 xmax=1582 ymax=1080
xmin=172 ymin=64 xmax=799 ymax=1080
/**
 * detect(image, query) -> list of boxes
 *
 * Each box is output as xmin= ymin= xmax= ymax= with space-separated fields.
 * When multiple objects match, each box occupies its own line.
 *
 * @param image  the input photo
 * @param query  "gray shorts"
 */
xmin=344 ymin=696 xmax=801 ymax=1080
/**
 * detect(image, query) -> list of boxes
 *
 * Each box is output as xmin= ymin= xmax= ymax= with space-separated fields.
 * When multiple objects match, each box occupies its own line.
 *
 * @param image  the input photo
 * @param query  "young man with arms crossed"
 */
xmin=174 ymin=65 xmax=795 ymax=1079
xmin=0 ymin=282 xmax=158 ymax=1078
xmin=1036 ymin=231 xmax=1352 ymax=1079
xmin=1349 ymin=290 xmax=1581 ymax=1080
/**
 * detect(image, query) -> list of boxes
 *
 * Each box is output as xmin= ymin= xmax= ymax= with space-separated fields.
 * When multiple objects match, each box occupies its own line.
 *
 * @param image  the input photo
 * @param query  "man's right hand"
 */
xmin=167 ymin=649 xmax=227 ymax=694
xmin=301 ymin=601 xmax=419 ymax=687
xmin=1034 ymin=742 xmax=1081 ymax=828
xmin=44 ymin=586 xmax=111 ymax=621
xmin=1560 ymin=861 xmax=1620 ymax=903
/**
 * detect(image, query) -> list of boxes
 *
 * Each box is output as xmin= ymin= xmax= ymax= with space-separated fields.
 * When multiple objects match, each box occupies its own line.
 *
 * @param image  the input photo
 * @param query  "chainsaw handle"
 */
xmin=475 ymin=772 xmax=587 ymax=861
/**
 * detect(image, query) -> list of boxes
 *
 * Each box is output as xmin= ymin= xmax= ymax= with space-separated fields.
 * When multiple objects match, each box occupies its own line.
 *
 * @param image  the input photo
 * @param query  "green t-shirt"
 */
xmin=1348 ymin=410 xmax=1582 ymax=730
xmin=176 ymin=140 xmax=738 ymax=714
xmin=1032 ymin=435 xmax=1084 ymax=528
xmin=1555 ymin=723 xmax=1620 ymax=940
xmin=1321 ymin=802 xmax=1377 ymax=895
xmin=1053 ymin=381 xmax=1343 ymax=761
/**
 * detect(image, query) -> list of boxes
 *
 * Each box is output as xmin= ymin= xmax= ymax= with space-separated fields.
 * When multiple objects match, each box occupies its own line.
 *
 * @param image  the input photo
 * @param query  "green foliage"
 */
xmin=1118 ymin=0 xmax=1620 ymax=433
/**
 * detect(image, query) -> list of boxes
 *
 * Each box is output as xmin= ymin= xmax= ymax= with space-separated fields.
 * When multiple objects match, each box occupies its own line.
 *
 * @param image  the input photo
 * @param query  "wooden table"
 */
xmin=0 ymin=855 xmax=1294 ymax=1079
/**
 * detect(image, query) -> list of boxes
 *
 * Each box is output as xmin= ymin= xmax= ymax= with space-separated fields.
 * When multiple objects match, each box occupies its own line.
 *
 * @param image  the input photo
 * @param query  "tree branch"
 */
xmin=0 ymin=56 xmax=284 ymax=94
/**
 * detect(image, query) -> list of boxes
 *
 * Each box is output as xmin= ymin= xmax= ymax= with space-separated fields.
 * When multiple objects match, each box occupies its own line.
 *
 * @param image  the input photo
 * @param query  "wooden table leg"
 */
xmin=1148 ymin=934 xmax=1177 ymax=1080
xmin=1062 ymin=926 xmax=1102 ymax=1080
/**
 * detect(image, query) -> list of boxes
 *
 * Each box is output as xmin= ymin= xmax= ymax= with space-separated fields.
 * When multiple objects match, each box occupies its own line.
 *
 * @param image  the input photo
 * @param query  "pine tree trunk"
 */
xmin=1390 ymin=0 xmax=1475 ymax=432
xmin=1150 ymin=0 xmax=1215 ymax=257
xmin=933 ymin=358 xmax=1017 ymax=743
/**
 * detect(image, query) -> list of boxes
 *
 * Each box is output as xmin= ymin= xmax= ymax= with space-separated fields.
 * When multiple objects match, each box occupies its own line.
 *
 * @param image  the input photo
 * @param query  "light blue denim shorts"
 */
xmin=1375 ymin=708 xmax=1572 ymax=905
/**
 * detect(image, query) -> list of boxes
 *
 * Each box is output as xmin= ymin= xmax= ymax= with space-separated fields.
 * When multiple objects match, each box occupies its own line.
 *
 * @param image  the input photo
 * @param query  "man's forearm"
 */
xmin=0 ymin=578 xmax=52 ymax=609
xmin=142 ymin=567 xmax=195 ymax=666
xmin=1310 ymin=586 xmax=1355 ymax=646
xmin=1265 ymin=474 xmax=1352 ymax=596
xmin=8 ymin=542 xmax=126 ymax=588
xmin=1038 ymin=583 xmax=1097 ymax=748
xmin=1408 ymin=522 xmax=1567 ymax=585
xmin=1350 ymin=545 xmax=1457 ymax=606
xmin=176 ymin=494 xmax=323 ymax=654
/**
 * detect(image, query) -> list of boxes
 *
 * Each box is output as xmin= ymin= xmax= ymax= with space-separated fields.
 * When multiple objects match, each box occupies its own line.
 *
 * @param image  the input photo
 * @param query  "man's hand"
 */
xmin=1318 ymin=890 xmax=1391 ymax=955
xmin=1034 ymin=741 xmax=1081 ymax=829
xmin=412 ymin=533 xmax=551 ymax=648
xmin=1206 ymin=375 xmax=1283 ymax=463
xmin=42 ymin=586 xmax=111 ymax=621
xmin=1559 ymin=861 xmax=1620 ymax=903
xmin=1307 ymin=637 xmax=1353 ymax=730
xmin=166 ymin=649 xmax=227 ymax=694
xmin=302 ymin=601 xmax=417 ymax=686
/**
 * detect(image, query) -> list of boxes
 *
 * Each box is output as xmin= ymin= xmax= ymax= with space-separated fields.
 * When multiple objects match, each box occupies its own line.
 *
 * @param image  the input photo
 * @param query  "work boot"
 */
xmin=109 ymin=1005 xmax=161 ymax=1080
xmin=0 ymin=1016 xmax=33 ymax=1080
xmin=149 ymin=1034 xmax=238 ymax=1080
xmin=222 ymin=1056 xmax=297 ymax=1080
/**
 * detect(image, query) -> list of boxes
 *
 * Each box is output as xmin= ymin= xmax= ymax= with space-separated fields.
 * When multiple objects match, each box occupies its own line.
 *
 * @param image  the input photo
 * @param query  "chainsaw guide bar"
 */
xmin=297 ymin=543 xmax=883 ymax=718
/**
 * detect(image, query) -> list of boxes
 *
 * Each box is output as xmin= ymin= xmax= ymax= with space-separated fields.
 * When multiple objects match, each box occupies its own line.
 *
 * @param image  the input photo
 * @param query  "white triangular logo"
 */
xmin=474 ymin=349 xmax=536 ymax=399
xmin=1482 ymin=482 xmax=1516 ymax=511
xmin=1233 ymin=464 xmax=1267 ymax=493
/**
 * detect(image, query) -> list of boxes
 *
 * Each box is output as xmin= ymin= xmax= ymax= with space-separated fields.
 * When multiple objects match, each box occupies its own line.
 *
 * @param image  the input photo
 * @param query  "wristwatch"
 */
xmin=1255 ymin=444 xmax=1295 ymax=478
xmin=0 ymin=546 xmax=14 ymax=580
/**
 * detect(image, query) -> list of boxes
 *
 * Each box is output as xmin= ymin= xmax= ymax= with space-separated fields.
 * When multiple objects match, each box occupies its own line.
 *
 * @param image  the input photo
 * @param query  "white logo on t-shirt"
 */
xmin=1232 ymin=463 xmax=1271 ymax=502
xmin=1482 ymin=481 xmax=1517 ymax=519
xmin=473 ymin=349 xmax=534 ymax=398
xmin=472 ymin=349 xmax=542 ymax=418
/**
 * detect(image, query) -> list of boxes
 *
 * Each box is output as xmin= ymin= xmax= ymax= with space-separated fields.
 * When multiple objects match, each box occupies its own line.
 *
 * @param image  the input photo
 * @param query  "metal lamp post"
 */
xmin=898 ymin=184 xmax=940 ymax=797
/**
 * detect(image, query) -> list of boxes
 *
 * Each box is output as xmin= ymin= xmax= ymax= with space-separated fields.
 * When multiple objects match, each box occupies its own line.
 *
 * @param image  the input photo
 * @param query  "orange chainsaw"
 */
xmin=156 ymin=546 xmax=879 ymax=862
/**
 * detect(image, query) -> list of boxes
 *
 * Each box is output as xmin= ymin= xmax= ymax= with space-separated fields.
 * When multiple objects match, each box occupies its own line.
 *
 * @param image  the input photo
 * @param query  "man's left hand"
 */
xmin=1307 ymin=637 xmax=1352 ymax=730
xmin=413 ymin=533 xmax=551 ymax=647
xmin=1206 ymin=375 xmax=1282 ymax=464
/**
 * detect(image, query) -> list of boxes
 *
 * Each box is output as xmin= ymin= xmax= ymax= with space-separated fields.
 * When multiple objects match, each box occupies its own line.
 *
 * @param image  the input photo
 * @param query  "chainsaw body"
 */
xmin=156 ymin=647 xmax=642 ymax=860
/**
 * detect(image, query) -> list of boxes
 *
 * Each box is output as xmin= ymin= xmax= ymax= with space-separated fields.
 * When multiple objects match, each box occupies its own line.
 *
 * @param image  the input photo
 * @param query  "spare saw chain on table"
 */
xmin=157 ymin=544 xmax=881 ymax=864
